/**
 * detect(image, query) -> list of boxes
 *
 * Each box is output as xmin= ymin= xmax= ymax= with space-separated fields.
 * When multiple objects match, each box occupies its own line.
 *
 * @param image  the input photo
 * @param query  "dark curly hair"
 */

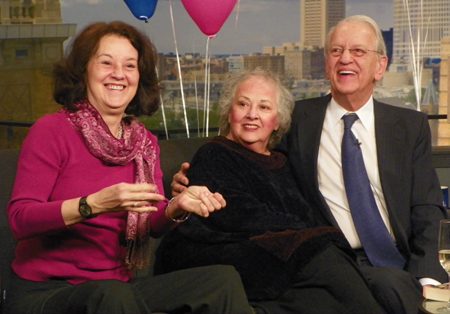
xmin=53 ymin=21 xmax=161 ymax=117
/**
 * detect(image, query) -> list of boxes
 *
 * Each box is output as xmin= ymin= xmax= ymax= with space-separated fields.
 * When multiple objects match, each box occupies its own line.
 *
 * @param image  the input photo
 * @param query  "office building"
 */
xmin=0 ymin=0 xmax=76 ymax=148
xmin=300 ymin=0 xmax=345 ymax=48
xmin=393 ymin=0 xmax=450 ymax=63
xmin=243 ymin=55 xmax=285 ymax=75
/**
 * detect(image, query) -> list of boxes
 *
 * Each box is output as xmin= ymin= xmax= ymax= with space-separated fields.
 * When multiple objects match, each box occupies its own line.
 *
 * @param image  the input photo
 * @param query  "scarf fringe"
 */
xmin=126 ymin=237 xmax=153 ymax=270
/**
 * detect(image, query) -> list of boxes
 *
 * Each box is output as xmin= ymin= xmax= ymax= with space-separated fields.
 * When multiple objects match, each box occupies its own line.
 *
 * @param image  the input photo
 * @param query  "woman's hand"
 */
xmin=166 ymin=186 xmax=226 ymax=220
xmin=62 ymin=183 xmax=165 ymax=226
xmin=88 ymin=182 xmax=165 ymax=214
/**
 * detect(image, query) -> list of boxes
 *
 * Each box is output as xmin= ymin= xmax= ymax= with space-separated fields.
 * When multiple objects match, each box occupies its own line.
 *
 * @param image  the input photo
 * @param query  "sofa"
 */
xmin=0 ymin=136 xmax=444 ymax=313
xmin=0 ymin=136 xmax=210 ymax=312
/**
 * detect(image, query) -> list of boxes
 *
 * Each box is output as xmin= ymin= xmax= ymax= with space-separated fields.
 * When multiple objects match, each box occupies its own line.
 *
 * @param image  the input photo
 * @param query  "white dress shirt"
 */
xmin=317 ymin=97 xmax=395 ymax=249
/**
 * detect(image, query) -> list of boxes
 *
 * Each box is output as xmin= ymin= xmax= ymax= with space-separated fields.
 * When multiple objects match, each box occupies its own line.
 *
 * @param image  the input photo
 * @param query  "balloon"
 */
xmin=181 ymin=0 xmax=238 ymax=36
xmin=124 ymin=0 xmax=159 ymax=22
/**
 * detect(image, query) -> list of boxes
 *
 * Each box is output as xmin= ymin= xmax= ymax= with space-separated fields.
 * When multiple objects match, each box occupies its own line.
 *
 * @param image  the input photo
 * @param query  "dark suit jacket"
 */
xmin=278 ymin=94 xmax=448 ymax=282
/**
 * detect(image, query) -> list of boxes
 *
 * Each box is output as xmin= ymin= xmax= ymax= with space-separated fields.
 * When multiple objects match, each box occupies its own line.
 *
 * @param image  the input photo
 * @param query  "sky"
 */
xmin=60 ymin=0 xmax=394 ymax=55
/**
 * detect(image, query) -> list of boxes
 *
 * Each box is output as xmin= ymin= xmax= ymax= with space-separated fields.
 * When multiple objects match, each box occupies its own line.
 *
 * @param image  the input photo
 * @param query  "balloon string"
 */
xmin=203 ymin=36 xmax=213 ymax=137
xmin=192 ymin=43 xmax=200 ymax=137
xmin=206 ymin=36 xmax=211 ymax=137
xmin=140 ymin=16 xmax=149 ymax=23
xmin=229 ymin=0 xmax=241 ymax=57
xmin=155 ymin=66 xmax=169 ymax=139
xmin=141 ymin=22 xmax=168 ymax=139
xmin=169 ymin=0 xmax=190 ymax=138
xmin=202 ymin=39 xmax=208 ymax=137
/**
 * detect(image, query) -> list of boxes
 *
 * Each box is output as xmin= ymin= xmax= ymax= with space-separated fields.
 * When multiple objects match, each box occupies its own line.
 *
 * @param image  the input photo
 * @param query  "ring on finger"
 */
xmin=133 ymin=202 xmax=139 ymax=207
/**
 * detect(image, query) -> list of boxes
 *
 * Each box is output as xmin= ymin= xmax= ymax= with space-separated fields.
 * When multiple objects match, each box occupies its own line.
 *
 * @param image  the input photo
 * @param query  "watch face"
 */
xmin=80 ymin=204 xmax=91 ymax=217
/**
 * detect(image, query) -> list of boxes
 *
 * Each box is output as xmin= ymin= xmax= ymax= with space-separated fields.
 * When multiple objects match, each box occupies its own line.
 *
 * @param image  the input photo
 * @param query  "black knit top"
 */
xmin=156 ymin=136 xmax=352 ymax=300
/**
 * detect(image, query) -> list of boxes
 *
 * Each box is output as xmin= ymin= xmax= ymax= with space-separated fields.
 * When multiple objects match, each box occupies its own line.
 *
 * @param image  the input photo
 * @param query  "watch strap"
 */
xmin=79 ymin=196 xmax=95 ymax=219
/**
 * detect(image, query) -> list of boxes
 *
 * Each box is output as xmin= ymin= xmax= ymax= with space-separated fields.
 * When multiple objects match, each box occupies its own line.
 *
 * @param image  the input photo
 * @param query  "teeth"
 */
xmin=340 ymin=71 xmax=356 ymax=75
xmin=244 ymin=125 xmax=258 ymax=129
xmin=106 ymin=85 xmax=124 ymax=90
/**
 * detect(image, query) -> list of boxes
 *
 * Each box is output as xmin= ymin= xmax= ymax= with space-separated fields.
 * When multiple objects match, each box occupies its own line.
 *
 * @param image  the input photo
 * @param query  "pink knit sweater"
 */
xmin=7 ymin=113 xmax=172 ymax=284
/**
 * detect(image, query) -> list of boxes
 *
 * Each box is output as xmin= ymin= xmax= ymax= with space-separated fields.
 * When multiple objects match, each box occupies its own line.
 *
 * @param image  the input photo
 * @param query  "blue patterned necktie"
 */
xmin=341 ymin=114 xmax=405 ymax=269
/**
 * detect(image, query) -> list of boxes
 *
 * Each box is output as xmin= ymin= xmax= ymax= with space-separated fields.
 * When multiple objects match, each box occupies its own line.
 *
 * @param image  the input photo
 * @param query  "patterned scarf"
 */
xmin=60 ymin=99 xmax=158 ymax=270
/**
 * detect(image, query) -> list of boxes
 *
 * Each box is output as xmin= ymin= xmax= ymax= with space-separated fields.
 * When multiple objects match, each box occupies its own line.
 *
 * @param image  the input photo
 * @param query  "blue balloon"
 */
xmin=124 ymin=0 xmax=159 ymax=22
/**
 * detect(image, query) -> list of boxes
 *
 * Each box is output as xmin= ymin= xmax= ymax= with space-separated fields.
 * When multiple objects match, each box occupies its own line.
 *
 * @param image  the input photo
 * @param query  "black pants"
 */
xmin=250 ymin=245 xmax=386 ymax=314
xmin=5 ymin=265 xmax=253 ymax=314
xmin=355 ymin=249 xmax=423 ymax=314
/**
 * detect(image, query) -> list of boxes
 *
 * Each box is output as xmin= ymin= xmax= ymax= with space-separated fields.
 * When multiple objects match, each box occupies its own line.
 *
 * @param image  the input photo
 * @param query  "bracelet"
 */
xmin=165 ymin=197 xmax=191 ymax=223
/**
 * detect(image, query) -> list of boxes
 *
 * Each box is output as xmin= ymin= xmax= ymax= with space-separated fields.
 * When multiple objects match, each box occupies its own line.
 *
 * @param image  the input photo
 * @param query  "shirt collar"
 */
xmin=328 ymin=96 xmax=374 ymax=131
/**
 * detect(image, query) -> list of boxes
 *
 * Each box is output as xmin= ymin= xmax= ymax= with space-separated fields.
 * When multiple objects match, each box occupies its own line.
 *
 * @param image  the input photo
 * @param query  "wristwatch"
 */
xmin=79 ymin=196 xmax=96 ymax=219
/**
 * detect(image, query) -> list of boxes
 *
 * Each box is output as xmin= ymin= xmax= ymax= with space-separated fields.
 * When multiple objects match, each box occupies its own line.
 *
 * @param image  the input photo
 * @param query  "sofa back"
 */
xmin=159 ymin=137 xmax=210 ymax=197
xmin=0 ymin=149 xmax=19 ymax=311
xmin=0 ymin=136 xmax=210 ymax=310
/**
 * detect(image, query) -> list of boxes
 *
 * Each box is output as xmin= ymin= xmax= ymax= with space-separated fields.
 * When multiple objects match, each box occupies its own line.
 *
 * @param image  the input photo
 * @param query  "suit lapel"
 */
xmin=297 ymin=99 xmax=328 ymax=184
xmin=374 ymin=101 xmax=407 ymax=244
xmin=374 ymin=101 xmax=405 ymax=199
xmin=295 ymin=95 xmax=339 ymax=226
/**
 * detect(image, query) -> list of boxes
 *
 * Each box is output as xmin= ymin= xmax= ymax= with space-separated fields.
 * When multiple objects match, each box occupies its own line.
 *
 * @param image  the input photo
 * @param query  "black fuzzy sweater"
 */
xmin=155 ymin=136 xmax=353 ymax=301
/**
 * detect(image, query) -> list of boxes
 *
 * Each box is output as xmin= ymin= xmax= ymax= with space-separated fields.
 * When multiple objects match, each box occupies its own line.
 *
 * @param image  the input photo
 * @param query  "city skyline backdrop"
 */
xmin=60 ymin=0 xmax=394 ymax=55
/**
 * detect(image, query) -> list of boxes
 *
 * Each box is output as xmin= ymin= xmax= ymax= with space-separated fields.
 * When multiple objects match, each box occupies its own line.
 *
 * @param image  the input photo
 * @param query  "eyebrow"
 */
xmin=96 ymin=53 xmax=137 ymax=61
xmin=237 ymin=96 xmax=273 ymax=104
xmin=330 ymin=44 xmax=367 ymax=48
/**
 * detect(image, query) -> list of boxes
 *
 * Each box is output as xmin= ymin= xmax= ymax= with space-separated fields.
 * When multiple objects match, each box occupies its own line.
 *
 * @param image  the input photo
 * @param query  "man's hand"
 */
xmin=171 ymin=162 xmax=190 ymax=197
xmin=167 ymin=186 xmax=226 ymax=219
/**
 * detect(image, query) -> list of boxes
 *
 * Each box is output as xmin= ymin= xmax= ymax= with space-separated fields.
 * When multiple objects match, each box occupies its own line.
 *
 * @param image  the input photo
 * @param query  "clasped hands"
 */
xmin=88 ymin=181 xmax=225 ymax=219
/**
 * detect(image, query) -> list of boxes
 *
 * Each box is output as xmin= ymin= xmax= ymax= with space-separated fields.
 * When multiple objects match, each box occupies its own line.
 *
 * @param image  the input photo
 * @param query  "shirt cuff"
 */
xmin=419 ymin=278 xmax=442 ymax=286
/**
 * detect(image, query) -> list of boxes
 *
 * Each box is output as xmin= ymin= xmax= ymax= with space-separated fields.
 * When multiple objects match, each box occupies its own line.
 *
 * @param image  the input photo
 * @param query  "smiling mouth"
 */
xmin=244 ymin=124 xmax=258 ymax=129
xmin=339 ymin=71 xmax=356 ymax=76
xmin=106 ymin=84 xmax=125 ymax=91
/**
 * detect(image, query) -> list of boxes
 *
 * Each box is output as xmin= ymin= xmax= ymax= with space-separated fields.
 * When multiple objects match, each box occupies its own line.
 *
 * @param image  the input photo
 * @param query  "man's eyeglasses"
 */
xmin=328 ymin=48 xmax=382 ymax=58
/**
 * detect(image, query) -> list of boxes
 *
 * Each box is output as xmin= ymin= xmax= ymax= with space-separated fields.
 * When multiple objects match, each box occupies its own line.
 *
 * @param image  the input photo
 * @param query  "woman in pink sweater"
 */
xmin=5 ymin=21 xmax=252 ymax=314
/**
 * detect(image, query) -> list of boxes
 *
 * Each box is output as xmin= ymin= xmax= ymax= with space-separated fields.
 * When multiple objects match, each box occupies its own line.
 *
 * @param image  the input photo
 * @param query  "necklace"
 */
xmin=117 ymin=123 xmax=123 ymax=139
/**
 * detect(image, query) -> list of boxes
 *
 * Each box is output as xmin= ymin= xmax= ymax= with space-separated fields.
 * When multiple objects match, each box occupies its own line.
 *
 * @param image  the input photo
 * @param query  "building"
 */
xmin=263 ymin=42 xmax=302 ymax=56
xmin=284 ymin=49 xmax=310 ymax=80
xmin=300 ymin=0 xmax=345 ymax=48
xmin=228 ymin=55 xmax=244 ymax=72
xmin=263 ymin=42 xmax=325 ymax=81
xmin=392 ymin=0 xmax=450 ymax=64
xmin=0 ymin=0 xmax=76 ymax=148
xmin=243 ymin=55 xmax=285 ymax=76
xmin=382 ymin=28 xmax=393 ymax=67
xmin=284 ymin=47 xmax=325 ymax=80
xmin=259 ymin=0 xmax=344 ymax=81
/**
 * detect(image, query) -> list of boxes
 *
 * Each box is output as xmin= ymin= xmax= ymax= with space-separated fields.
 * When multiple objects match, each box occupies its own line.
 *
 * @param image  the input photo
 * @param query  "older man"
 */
xmin=278 ymin=15 xmax=447 ymax=313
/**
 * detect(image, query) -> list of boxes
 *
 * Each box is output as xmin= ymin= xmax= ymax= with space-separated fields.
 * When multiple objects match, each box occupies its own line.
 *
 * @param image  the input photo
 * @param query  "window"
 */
xmin=15 ymin=49 xmax=28 ymax=58
xmin=1 ymin=0 xmax=450 ymax=149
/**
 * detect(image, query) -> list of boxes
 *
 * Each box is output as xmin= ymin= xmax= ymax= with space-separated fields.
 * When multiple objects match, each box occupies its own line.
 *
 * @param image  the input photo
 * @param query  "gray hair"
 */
xmin=324 ymin=15 xmax=387 ymax=58
xmin=218 ymin=67 xmax=294 ymax=149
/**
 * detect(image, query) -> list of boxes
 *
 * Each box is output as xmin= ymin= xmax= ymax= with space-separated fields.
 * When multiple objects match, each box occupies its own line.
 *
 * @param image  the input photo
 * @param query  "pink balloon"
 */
xmin=181 ymin=0 xmax=238 ymax=36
